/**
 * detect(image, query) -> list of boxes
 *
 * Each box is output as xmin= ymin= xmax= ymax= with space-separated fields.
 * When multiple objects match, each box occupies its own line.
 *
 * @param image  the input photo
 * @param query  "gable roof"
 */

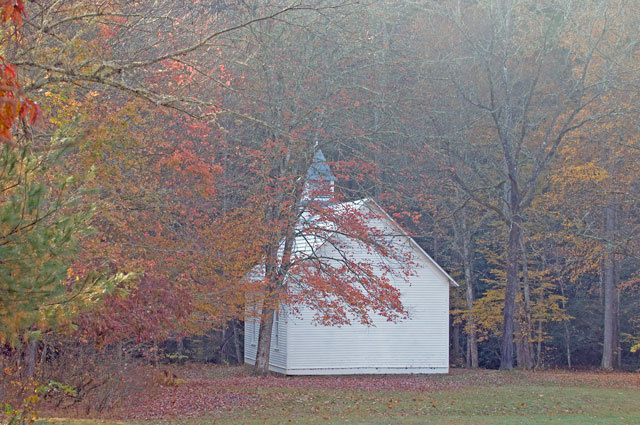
xmin=301 ymin=153 xmax=457 ymax=285
xmin=362 ymin=199 xmax=459 ymax=287
xmin=247 ymin=198 xmax=458 ymax=287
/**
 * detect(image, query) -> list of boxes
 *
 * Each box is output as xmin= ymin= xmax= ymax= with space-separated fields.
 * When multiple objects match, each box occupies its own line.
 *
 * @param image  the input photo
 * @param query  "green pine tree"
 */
xmin=0 ymin=142 xmax=131 ymax=346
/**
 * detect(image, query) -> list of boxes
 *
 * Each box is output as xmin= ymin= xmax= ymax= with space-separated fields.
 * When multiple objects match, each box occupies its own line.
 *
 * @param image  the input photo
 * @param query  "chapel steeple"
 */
xmin=303 ymin=149 xmax=335 ymax=203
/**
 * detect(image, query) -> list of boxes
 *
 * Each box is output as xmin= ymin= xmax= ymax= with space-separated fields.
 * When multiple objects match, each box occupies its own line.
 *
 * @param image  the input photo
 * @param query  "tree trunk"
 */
xmin=519 ymin=234 xmax=534 ymax=369
xmin=499 ymin=4 xmax=518 ymax=371
xmin=514 ymin=309 xmax=531 ymax=369
xmin=220 ymin=327 xmax=227 ymax=364
xmin=514 ymin=298 xmax=533 ymax=369
xmin=558 ymin=269 xmax=572 ymax=368
xmin=462 ymin=229 xmax=479 ymax=369
xmin=598 ymin=259 xmax=604 ymax=303
xmin=22 ymin=336 xmax=38 ymax=379
xmin=432 ymin=233 xmax=439 ymax=263
xmin=466 ymin=337 xmax=471 ymax=367
xmin=453 ymin=200 xmax=479 ymax=369
xmin=616 ymin=289 xmax=622 ymax=369
xmin=514 ymin=310 xmax=525 ymax=367
xmin=233 ymin=321 xmax=243 ymax=364
xmin=601 ymin=202 xmax=616 ymax=369
xmin=176 ymin=338 xmax=185 ymax=364
xmin=536 ymin=319 xmax=543 ymax=368
xmin=40 ymin=339 xmax=48 ymax=368
xmin=203 ymin=332 xmax=211 ymax=363
xmin=452 ymin=323 xmax=461 ymax=364
xmin=466 ymin=318 xmax=479 ymax=368
xmin=254 ymin=230 xmax=295 ymax=375
xmin=254 ymin=306 xmax=275 ymax=375
xmin=253 ymin=147 xmax=302 ymax=375
xmin=563 ymin=319 xmax=572 ymax=368
xmin=500 ymin=216 xmax=521 ymax=370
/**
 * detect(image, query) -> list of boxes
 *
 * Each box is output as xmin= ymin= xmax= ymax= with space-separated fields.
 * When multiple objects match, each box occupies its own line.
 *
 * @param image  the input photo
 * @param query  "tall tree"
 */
xmin=209 ymin=0 xmax=428 ymax=374
xmin=0 ymin=0 xmax=130 ymax=364
xmin=414 ymin=0 xmax=633 ymax=369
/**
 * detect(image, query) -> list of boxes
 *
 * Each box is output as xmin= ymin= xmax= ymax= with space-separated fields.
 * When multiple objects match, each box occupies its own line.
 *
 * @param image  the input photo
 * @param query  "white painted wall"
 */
xmin=244 ymin=302 xmax=288 ymax=373
xmin=244 ymin=201 xmax=451 ymax=375
xmin=285 ymin=220 xmax=450 ymax=374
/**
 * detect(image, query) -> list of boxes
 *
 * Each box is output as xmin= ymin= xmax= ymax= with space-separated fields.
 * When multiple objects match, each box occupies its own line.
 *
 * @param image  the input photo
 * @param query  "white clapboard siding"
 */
xmin=285 ymin=212 xmax=450 ymax=374
xmin=244 ymin=303 xmax=288 ymax=373
xmin=244 ymin=199 xmax=453 ymax=375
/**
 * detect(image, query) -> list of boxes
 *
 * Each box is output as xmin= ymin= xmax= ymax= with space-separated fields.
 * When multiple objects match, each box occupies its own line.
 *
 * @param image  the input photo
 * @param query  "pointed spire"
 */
xmin=307 ymin=150 xmax=336 ymax=182
xmin=303 ymin=149 xmax=335 ymax=204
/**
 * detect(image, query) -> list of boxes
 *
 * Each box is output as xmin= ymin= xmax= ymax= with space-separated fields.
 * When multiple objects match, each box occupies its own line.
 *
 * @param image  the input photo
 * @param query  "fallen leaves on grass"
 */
xmin=111 ymin=379 xmax=255 ymax=420
xmin=103 ymin=367 xmax=509 ymax=420
xmin=210 ymin=368 xmax=514 ymax=393
xmin=59 ymin=365 xmax=640 ymax=421
xmin=523 ymin=370 xmax=640 ymax=389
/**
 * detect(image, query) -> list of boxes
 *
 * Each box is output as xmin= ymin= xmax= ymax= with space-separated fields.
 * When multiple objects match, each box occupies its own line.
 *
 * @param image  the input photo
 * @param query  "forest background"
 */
xmin=1 ymin=0 xmax=640 ymax=414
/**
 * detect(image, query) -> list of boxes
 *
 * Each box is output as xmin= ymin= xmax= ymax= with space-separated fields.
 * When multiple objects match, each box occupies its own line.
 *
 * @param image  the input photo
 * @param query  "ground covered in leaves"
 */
xmin=39 ymin=365 xmax=640 ymax=424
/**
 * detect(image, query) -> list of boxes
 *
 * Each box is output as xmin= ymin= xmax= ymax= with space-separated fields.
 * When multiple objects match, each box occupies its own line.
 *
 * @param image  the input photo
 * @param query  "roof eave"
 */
xmin=363 ymin=198 xmax=460 ymax=287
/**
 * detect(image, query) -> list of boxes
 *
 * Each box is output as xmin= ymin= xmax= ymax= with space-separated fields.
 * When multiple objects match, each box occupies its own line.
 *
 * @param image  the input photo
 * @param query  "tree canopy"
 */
xmin=1 ymin=0 xmax=640 ymax=408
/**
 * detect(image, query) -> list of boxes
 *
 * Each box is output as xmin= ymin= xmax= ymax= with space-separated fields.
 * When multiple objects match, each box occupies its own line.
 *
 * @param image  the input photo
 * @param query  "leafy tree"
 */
xmin=0 ymin=1 xmax=129 ymax=366
xmin=0 ymin=139 xmax=131 ymax=376
xmin=412 ymin=0 xmax=635 ymax=369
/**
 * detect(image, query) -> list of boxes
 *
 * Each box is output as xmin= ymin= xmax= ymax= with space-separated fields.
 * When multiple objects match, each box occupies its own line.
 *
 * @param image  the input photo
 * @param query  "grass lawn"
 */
xmin=36 ymin=367 xmax=640 ymax=425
